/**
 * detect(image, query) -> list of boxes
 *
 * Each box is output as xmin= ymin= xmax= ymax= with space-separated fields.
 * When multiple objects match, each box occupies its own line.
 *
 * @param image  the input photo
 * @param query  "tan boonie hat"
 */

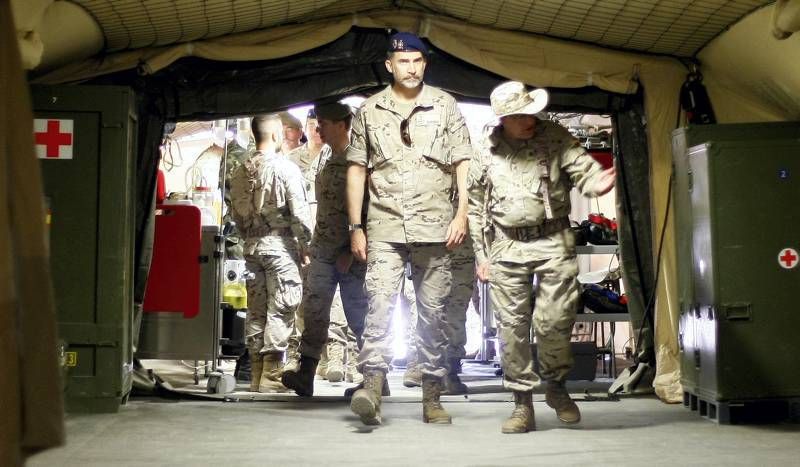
xmin=278 ymin=111 xmax=302 ymax=129
xmin=490 ymin=81 xmax=549 ymax=118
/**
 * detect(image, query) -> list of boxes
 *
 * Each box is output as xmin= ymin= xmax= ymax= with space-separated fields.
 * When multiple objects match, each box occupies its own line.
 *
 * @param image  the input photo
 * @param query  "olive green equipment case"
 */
xmin=32 ymin=85 xmax=137 ymax=413
xmin=672 ymin=123 xmax=800 ymax=423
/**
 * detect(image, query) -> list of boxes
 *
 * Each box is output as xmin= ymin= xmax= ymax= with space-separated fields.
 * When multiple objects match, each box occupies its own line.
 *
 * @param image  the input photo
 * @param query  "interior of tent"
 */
xmin=5 ymin=0 xmax=800 ymax=462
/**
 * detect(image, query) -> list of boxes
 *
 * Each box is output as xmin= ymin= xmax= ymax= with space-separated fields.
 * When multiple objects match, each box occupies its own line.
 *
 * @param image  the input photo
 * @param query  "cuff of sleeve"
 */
xmin=345 ymin=147 xmax=368 ymax=166
xmin=451 ymin=146 xmax=473 ymax=165
xmin=474 ymin=250 xmax=488 ymax=266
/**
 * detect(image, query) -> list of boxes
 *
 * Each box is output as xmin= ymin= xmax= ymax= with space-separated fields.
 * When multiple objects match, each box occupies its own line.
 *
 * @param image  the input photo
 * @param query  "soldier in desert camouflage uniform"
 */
xmin=283 ymin=110 xmax=323 ymax=375
xmin=229 ymin=114 xmax=312 ymax=393
xmin=467 ymin=81 xmax=616 ymax=433
xmin=282 ymin=102 xmax=369 ymax=397
xmin=288 ymin=110 xmax=361 ymax=384
xmin=346 ymin=32 xmax=473 ymax=426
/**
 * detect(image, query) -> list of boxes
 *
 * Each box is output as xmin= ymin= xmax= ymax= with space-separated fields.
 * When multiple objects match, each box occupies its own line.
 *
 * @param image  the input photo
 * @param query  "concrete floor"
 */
xmin=28 ymin=363 xmax=800 ymax=467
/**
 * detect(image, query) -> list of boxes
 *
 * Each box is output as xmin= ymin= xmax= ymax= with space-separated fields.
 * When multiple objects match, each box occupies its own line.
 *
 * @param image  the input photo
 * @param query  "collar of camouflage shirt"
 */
xmin=375 ymin=83 xmax=436 ymax=113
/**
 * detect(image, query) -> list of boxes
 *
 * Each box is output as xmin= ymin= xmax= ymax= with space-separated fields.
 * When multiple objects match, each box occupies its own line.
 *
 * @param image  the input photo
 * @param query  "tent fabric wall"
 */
xmin=1 ymin=0 xmax=65 ymax=463
xmin=34 ymin=9 xmax=690 ymax=401
xmin=699 ymin=5 xmax=800 ymax=123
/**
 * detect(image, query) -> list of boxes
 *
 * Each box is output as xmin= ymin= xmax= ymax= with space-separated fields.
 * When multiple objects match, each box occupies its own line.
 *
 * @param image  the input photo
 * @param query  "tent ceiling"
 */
xmin=71 ymin=0 xmax=771 ymax=57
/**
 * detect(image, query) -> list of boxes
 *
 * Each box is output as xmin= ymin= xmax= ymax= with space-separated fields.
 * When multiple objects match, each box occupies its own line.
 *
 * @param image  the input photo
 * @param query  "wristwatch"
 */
xmin=348 ymin=223 xmax=364 ymax=233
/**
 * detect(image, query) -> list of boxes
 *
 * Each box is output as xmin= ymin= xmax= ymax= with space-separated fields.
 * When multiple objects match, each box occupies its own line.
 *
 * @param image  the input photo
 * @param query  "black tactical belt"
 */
xmin=496 ymin=217 xmax=570 ymax=242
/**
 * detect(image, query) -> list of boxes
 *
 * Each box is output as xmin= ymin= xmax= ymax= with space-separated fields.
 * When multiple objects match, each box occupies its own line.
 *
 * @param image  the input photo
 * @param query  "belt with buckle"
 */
xmin=496 ymin=217 xmax=570 ymax=242
xmin=248 ymin=226 xmax=293 ymax=237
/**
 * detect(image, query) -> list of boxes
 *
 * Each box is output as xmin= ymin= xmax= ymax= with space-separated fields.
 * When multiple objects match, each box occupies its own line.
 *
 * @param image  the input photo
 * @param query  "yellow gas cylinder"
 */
xmin=223 ymin=260 xmax=248 ymax=309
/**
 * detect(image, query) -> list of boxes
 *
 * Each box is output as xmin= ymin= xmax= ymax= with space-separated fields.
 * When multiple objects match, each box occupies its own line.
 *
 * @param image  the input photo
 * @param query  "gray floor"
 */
xmin=28 ymin=363 xmax=800 ymax=467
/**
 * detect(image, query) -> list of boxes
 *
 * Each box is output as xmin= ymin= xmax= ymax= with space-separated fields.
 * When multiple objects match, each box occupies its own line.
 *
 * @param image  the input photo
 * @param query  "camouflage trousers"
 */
xmin=490 ymin=253 xmax=580 ymax=392
xmin=405 ymin=240 xmax=474 ymax=368
xmin=402 ymin=276 xmax=418 ymax=363
xmin=244 ymin=251 xmax=302 ymax=355
xmin=360 ymin=241 xmax=452 ymax=378
xmin=297 ymin=256 xmax=368 ymax=359
xmin=328 ymin=287 xmax=361 ymax=346
xmin=444 ymin=240 xmax=475 ymax=361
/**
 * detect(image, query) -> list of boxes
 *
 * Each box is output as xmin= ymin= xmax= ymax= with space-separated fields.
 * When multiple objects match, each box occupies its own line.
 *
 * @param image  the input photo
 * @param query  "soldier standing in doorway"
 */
xmin=229 ymin=114 xmax=312 ymax=393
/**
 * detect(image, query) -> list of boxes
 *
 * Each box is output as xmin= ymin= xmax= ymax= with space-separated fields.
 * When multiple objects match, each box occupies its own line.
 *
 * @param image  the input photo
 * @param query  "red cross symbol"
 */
xmin=778 ymin=248 xmax=798 ymax=269
xmin=34 ymin=119 xmax=73 ymax=159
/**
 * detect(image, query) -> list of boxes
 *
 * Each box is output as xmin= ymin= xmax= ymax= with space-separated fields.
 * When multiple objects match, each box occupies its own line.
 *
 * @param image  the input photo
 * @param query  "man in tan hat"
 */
xmin=280 ymin=111 xmax=305 ymax=155
xmin=467 ymin=81 xmax=615 ymax=433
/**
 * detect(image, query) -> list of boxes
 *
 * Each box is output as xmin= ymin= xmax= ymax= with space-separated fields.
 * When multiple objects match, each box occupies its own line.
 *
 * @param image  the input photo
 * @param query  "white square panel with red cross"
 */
xmin=34 ymin=118 xmax=74 ymax=159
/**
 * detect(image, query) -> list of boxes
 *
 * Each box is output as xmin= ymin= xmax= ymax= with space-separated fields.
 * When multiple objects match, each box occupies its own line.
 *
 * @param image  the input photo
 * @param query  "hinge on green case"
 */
xmin=198 ymin=255 xmax=209 ymax=263
xmin=687 ymin=168 xmax=693 ymax=191
xmin=721 ymin=303 xmax=752 ymax=321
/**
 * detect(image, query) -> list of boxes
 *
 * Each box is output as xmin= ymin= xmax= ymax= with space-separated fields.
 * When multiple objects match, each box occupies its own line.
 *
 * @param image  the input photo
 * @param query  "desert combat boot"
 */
xmin=350 ymin=370 xmax=385 ymax=425
xmin=422 ymin=376 xmax=452 ymax=424
xmin=249 ymin=355 xmax=263 ymax=392
xmin=259 ymin=353 xmax=289 ymax=393
xmin=281 ymin=355 xmax=319 ymax=396
xmin=545 ymin=380 xmax=581 ymax=423
xmin=326 ymin=340 xmax=345 ymax=382
xmin=501 ymin=391 xmax=536 ymax=433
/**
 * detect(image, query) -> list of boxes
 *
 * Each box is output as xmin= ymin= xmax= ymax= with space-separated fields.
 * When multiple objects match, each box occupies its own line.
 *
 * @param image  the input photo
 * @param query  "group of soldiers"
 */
xmin=227 ymin=31 xmax=615 ymax=433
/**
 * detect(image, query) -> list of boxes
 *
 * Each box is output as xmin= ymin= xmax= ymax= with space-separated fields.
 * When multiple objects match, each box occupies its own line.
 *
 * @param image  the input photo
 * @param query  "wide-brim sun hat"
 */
xmin=490 ymin=81 xmax=549 ymax=118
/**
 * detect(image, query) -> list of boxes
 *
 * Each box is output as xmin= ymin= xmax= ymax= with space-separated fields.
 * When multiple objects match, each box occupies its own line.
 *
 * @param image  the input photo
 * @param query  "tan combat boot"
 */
xmin=350 ymin=370 xmax=385 ymax=425
xmin=443 ymin=358 xmax=468 ymax=395
xmin=326 ymin=340 xmax=345 ymax=383
xmin=316 ymin=347 xmax=329 ymax=379
xmin=283 ymin=349 xmax=300 ymax=374
xmin=259 ymin=353 xmax=288 ymax=393
xmin=545 ymin=380 xmax=581 ymax=423
xmin=345 ymin=344 xmax=363 ymax=384
xmin=422 ymin=376 xmax=452 ymax=424
xmin=249 ymin=355 xmax=263 ymax=392
xmin=344 ymin=374 xmax=390 ymax=399
xmin=281 ymin=355 xmax=319 ymax=397
xmin=501 ymin=391 xmax=536 ymax=433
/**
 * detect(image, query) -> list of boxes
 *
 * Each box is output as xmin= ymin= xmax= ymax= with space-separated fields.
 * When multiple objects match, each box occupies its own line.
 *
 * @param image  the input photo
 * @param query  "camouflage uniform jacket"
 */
xmin=229 ymin=150 xmax=312 ymax=255
xmin=467 ymin=120 xmax=604 ymax=265
xmin=287 ymin=143 xmax=324 ymax=202
xmin=309 ymin=145 xmax=354 ymax=261
xmin=346 ymin=84 xmax=473 ymax=243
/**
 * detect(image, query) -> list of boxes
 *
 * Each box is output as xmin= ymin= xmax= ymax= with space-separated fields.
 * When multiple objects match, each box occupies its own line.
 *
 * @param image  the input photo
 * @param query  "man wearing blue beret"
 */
xmin=345 ymin=32 xmax=473 ymax=426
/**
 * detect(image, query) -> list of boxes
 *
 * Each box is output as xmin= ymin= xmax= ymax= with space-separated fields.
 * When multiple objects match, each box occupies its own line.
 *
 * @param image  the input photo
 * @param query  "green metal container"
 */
xmin=673 ymin=123 xmax=800 ymax=402
xmin=32 ymin=85 xmax=137 ymax=413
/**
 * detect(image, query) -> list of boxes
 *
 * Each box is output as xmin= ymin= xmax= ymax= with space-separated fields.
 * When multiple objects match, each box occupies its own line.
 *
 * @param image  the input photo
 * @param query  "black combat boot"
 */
xmin=281 ymin=355 xmax=318 ymax=397
xmin=442 ymin=358 xmax=468 ymax=395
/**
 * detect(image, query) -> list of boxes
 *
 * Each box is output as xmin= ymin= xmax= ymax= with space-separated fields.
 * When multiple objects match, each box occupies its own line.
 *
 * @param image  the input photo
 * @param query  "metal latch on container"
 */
xmin=721 ymin=303 xmax=752 ymax=321
xmin=199 ymin=255 xmax=209 ymax=263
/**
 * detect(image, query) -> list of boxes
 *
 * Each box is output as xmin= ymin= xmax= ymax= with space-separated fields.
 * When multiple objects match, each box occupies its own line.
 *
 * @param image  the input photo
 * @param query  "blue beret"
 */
xmin=389 ymin=32 xmax=428 ymax=55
